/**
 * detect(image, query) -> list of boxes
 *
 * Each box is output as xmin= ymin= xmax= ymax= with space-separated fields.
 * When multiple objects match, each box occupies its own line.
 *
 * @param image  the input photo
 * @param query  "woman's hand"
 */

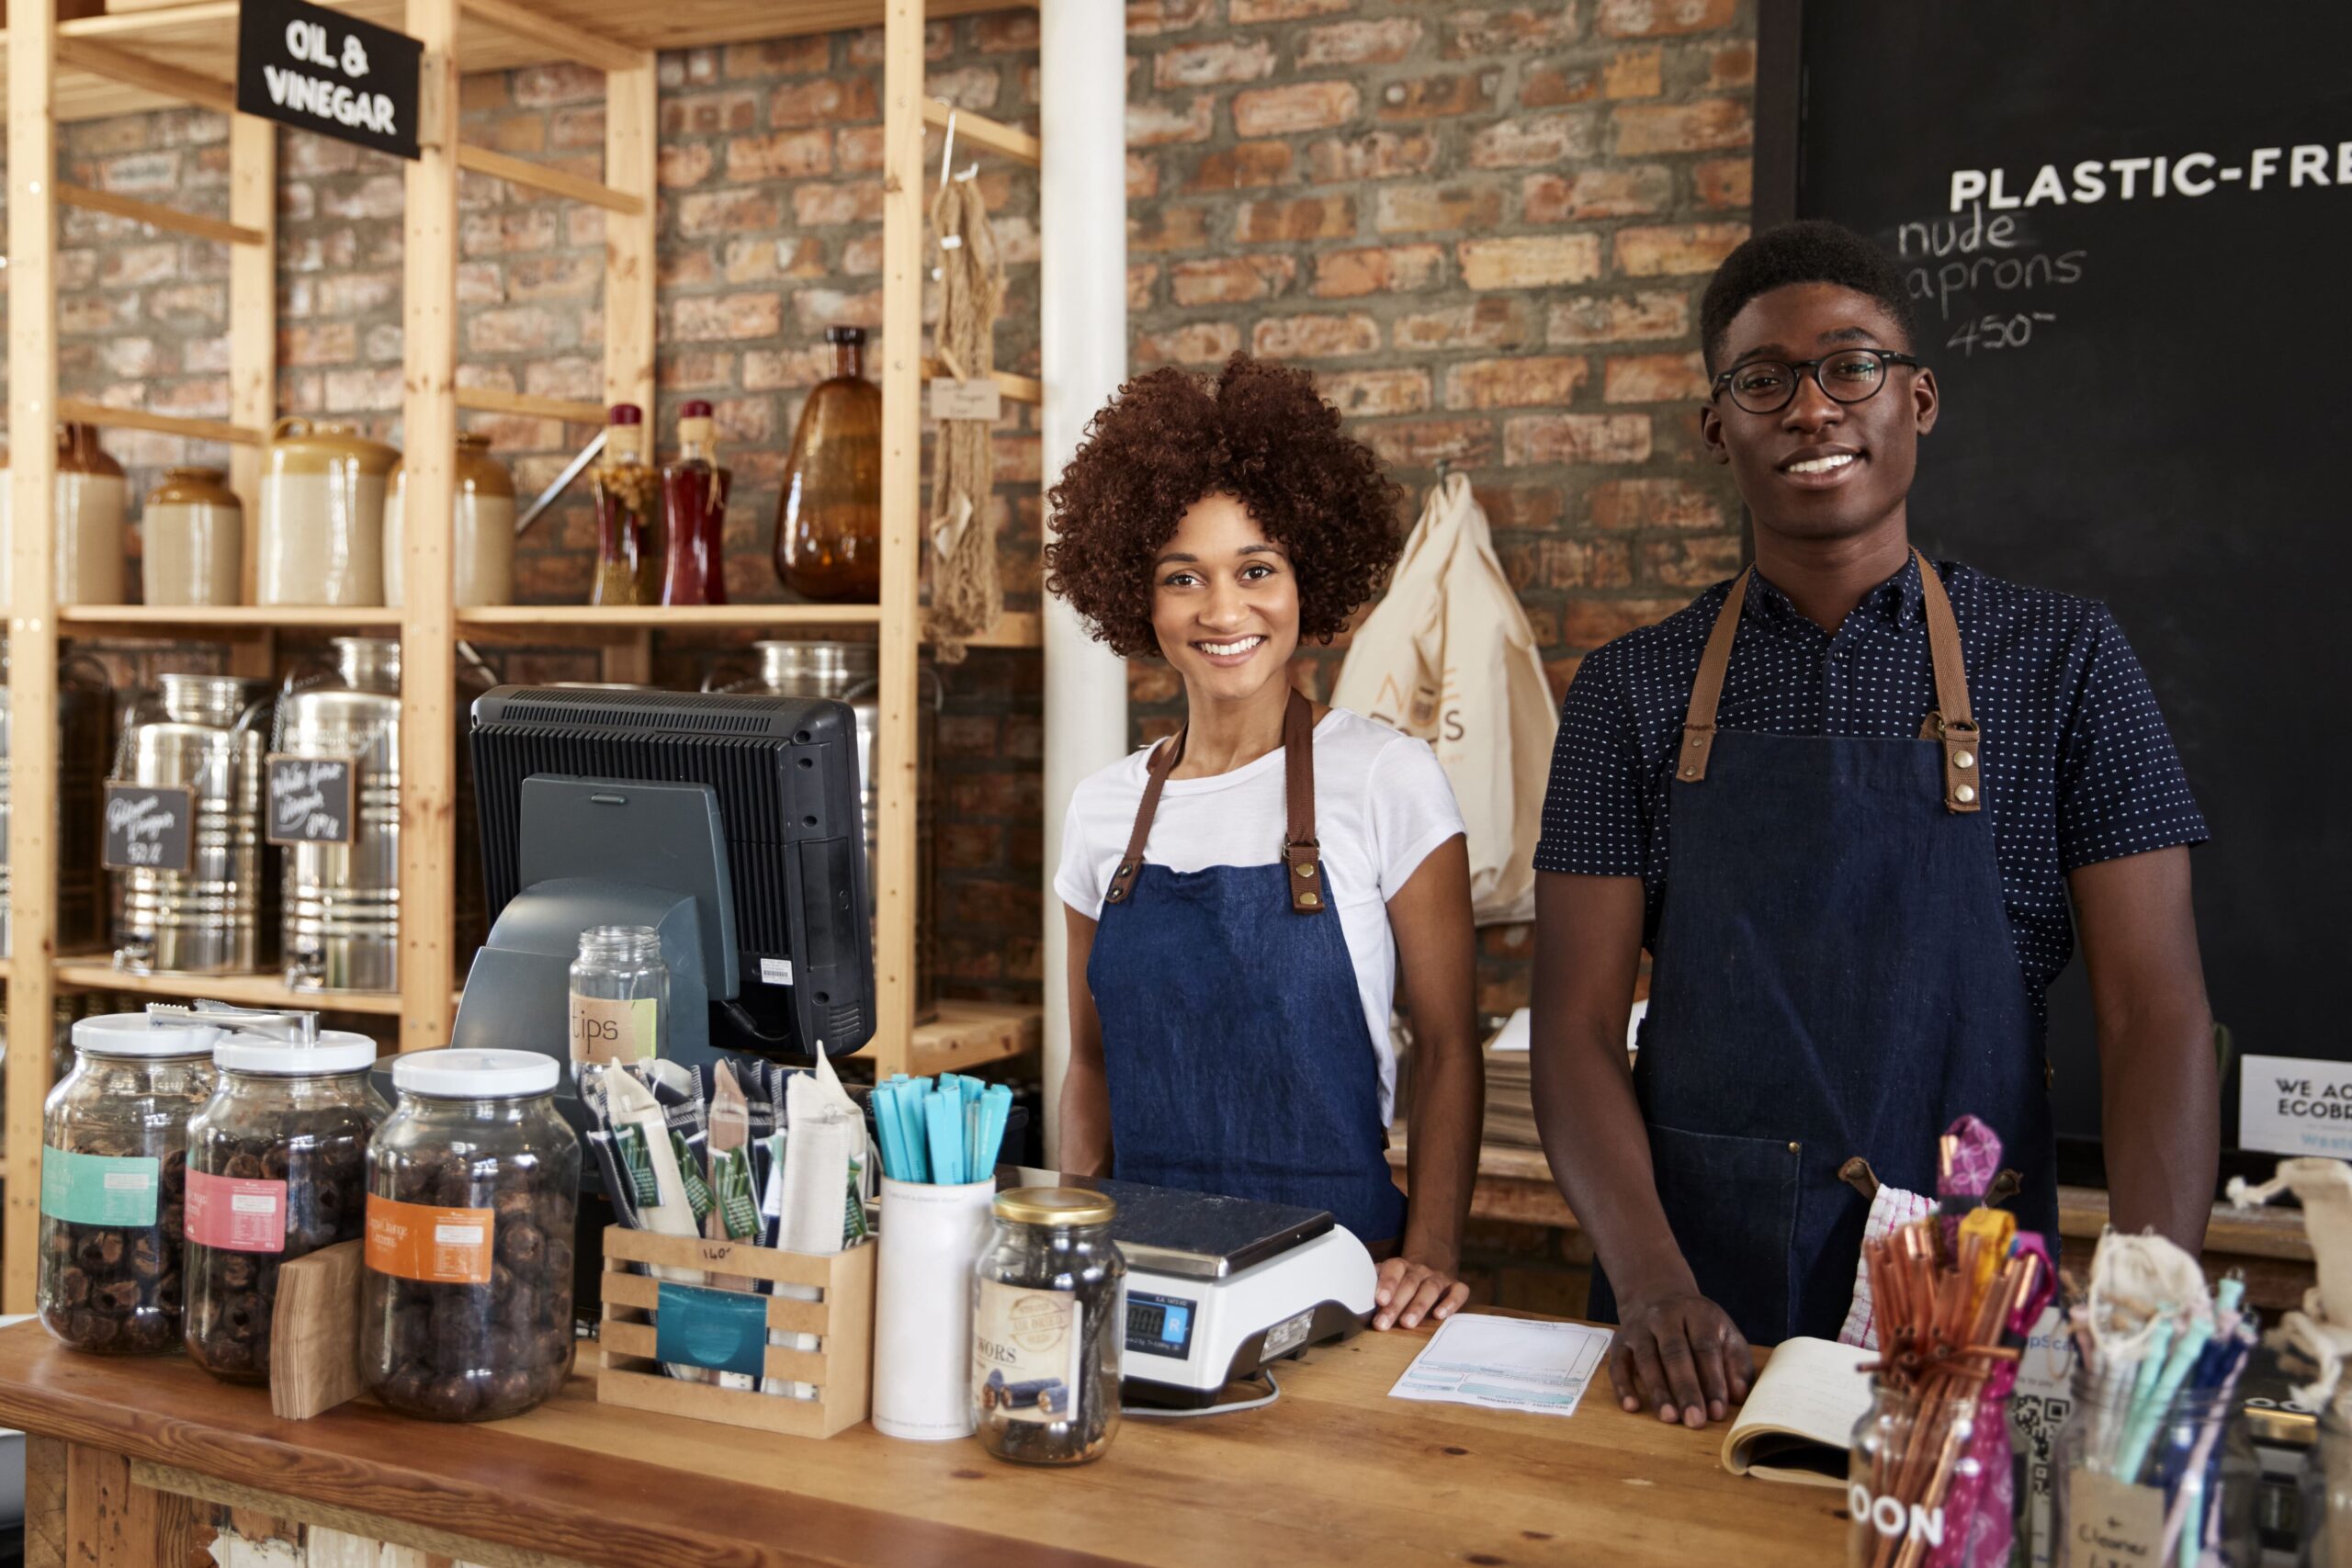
xmin=1373 ymin=1254 xmax=1470 ymax=1330
xmin=1605 ymin=1288 xmax=1753 ymax=1427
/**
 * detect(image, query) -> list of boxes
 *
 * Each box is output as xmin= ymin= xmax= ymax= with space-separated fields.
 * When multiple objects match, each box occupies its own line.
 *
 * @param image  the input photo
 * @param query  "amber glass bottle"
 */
xmin=773 ymin=326 xmax=882 ymax=603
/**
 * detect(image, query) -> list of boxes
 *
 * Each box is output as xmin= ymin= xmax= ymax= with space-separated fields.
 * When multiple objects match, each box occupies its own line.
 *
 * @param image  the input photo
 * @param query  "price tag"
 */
xmin=928 ymin=378 xmax=1003 ymax=423
xmin=266 ymin=754 xmax=357 ymax=846
xmin=102 ymin=784 xmax=194 ymax=874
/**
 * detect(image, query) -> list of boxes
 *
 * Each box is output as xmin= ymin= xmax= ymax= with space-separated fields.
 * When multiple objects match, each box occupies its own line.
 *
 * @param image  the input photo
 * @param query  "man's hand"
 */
xmin=1605 ymin=1289 xmax=1753 ymax=1428
xmin=1373 ymin=1255 xmax=1469 ymax=1331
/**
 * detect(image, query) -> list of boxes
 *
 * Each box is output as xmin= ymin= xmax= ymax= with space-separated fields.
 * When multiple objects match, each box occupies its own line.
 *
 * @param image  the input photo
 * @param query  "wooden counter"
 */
xmin=0 ymin=1316 xmax=1841 ymax=1568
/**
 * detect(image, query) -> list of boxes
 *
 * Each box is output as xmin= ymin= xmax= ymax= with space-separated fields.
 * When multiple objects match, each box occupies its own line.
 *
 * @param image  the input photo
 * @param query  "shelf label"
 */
xmin=102 ymin=784 xmax=193 ymax=874
xmin=929 ymin=378 xmax=1003 ymax=423
xmin=266 ymin=754 xmax=357 ymax=845
xmin=237 ymin=0 xmax=422 ymax=161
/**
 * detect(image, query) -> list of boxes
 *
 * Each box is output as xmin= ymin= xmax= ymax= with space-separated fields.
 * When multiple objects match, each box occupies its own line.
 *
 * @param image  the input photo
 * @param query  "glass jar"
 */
xmin=971 ymin=1187 xmax=1125 ymax=1465
xmin=184 ymin=1030 xmax=385 ymax=1382
xmin=37 ymin=1014 xmax=220 ymax=1354
xmin=773 ymin=326 xmax=881 ymax=603
xmin=659 ymin=400 xmax=730 ymax=606
xmin=1847 ymin=1382 xmax=2007 ymax=1567
xmin=361 ymin=1048 xmax=580 ymax=1422
xmin=2052 ymin=1364 xmax=2257 ymax=1567
xmin=568 ymin=925 xmax=667 ymax=1075
xmin=590 ymin=405 xmax=658 ymax=606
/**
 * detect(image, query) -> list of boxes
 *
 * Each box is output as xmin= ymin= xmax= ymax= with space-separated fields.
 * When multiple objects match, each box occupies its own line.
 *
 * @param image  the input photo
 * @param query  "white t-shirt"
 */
xmin=1055 ymin=706 xmax=1465 ymax=1123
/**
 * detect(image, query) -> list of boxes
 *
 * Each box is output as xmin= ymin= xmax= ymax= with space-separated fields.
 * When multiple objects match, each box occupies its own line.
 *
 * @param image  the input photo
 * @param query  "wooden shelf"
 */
xmin=51 ymin=959 xmax=409 ymax=1018
xmin=14 ymin=0 xmax=1023 ymax=121
xmin=57 ymin=604 xmax=401 ymax=632
xmin=909 ymin=998 xmax=1040 ymax=1077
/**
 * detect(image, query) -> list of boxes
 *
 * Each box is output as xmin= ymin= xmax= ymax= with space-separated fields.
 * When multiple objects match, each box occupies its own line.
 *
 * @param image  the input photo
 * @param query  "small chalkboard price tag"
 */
xmin=103 ymin=784 xmax=194 ymax=874
xmin=236 ymin=0 xmax=422 ymax=161
xmin=266 ymin=755 xmax=357 ymax=846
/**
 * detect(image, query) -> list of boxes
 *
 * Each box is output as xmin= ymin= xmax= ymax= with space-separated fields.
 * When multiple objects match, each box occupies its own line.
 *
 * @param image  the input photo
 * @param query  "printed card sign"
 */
xmin=102 ymin=784 xmax=193 ymax=874
xmin=266 ymin=754 xmax=356 ymax=845
xmin=236 ymin=0 xmax=422 ymax=160
xmin=2239 ymin=1054 xmax=2352 ymax=1157
xmin=928 ymin=378 xmax=1002 ymax=423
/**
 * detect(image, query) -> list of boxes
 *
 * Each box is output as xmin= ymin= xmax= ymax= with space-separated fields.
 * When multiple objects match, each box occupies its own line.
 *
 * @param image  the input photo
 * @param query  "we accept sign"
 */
xmin=236 ymin=0 xmax=422 ymax=159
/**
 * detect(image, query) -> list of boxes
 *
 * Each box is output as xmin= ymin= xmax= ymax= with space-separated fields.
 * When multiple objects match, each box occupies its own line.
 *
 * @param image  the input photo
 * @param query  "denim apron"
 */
xmin=1588 ymin=555 xmax=2055 ymax=1345
xmin=1087 ymin=690 xmax=1408 ymax=1246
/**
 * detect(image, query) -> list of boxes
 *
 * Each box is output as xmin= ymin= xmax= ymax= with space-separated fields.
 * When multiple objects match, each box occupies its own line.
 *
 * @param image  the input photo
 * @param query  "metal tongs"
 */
xmin=145 ymin=999 xmax=319 ymax=1045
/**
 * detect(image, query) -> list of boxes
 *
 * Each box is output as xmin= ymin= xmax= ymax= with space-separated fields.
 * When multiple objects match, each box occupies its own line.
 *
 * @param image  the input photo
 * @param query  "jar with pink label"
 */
xmin=183 ymin=1027 xmax=385 ymax=1383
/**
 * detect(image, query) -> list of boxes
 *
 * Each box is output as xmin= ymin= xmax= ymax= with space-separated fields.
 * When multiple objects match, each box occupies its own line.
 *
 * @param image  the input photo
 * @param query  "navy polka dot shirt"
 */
xmin=1535 ymin=556 xmax=2208 ymax=1005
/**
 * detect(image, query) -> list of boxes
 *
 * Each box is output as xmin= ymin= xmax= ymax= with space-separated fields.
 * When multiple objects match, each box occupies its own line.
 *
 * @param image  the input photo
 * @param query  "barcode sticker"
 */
xmin=761 ymin=957 xmax=794 ymax=986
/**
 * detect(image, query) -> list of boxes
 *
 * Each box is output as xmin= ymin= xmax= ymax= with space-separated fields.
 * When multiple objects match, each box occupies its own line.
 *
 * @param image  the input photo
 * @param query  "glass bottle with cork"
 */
xmin=774 ymin=325 xmax=882 ymax=603
xmin=660 ymin=400 xmax=731 ymax=606
xmin=590 ymin=405 xmax=659 ymax=606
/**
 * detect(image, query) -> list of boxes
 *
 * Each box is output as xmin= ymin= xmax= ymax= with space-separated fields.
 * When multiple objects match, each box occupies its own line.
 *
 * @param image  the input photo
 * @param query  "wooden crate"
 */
xmin=596 ymin=1227 xmax=875 ymax=1438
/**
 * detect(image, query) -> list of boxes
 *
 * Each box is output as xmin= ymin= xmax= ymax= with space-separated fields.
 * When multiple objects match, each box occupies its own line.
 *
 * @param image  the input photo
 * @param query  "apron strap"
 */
xmin=1678 ymin=553 xmax=1984 ymax=813
xmin=1101 ymin=688 xmax=1329 ymax=911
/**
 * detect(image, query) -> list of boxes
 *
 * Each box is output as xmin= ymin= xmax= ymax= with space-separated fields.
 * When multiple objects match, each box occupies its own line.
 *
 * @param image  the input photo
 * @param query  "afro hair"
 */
xmin=1698 ymin=219 xmax=1917 ymax=372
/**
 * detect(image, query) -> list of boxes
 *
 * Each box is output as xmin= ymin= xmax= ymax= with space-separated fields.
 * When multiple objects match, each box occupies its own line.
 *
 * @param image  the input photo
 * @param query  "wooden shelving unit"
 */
xmin=2 ymin=0 xmax=1051 ymax=1310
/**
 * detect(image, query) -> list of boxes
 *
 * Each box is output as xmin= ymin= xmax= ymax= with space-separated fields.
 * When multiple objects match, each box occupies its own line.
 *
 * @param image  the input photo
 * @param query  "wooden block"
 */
xmin=269 ymin=1240 xmax=367 ymax=1420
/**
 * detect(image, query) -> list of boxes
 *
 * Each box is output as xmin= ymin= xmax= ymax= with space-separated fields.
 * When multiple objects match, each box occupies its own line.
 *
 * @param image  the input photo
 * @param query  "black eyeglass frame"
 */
xmin=1709 ymin=349 xmax=1925 ymax=414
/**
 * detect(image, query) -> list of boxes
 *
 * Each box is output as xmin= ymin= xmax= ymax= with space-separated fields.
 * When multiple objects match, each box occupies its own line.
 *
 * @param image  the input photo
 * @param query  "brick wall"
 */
xmin=15 ymin=0 xmax=1757 ymax=1029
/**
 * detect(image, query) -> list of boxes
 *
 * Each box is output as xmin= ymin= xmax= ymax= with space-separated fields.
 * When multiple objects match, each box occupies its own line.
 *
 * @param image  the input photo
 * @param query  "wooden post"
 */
xmin=226 ymin=113 xmax=276 ymax=681
xmin=399 ymin=0 xmax=459 ymax=1052
xmin=602 ymin=49 xmax=656 ymax=689
xmin=873 ymin=0 xmax=925 ymax=1075
xmin=5 ymin=0 xmax=60 ymax=1314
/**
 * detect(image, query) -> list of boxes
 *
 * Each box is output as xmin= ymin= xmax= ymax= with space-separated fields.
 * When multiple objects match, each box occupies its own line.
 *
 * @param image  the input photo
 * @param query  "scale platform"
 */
xmin=1023 ymin=1171 xmax=1379 ymax=1409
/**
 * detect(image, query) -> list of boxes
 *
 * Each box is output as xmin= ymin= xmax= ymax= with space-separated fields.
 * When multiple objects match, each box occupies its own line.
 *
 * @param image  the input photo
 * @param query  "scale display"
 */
xmin=1125 ymin=1292 xmax=1196 ymax=1359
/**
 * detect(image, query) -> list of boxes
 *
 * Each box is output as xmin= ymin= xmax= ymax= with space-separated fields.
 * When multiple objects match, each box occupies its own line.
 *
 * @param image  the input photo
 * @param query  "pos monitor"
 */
xmin=452 ymin=685 xmax=875 ymax=1127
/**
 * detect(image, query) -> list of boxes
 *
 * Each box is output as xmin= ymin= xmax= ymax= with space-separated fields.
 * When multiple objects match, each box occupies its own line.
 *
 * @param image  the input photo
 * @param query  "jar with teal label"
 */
xmin=38 ymin=1013 xmax=220 ymax=1354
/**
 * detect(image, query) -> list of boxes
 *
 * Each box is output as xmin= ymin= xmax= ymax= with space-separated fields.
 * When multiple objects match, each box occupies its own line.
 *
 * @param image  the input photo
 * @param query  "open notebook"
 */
xmin=1720 ymin=1337 xmax=1876 ymax=1488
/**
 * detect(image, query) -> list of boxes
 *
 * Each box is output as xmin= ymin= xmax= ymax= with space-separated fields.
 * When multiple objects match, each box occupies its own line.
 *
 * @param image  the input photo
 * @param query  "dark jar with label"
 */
xmin=971 ymin=1187 xmax=1125 ymax=1465
xmin=36 ymin=1014 xmax=219 ymax=1354
xmin=660 ymin=400 xmax=731 ymax=605
xmin=184 ymin=1031 xmax=385 ymax=1382
xmin=360 ymin=1048 xmax=580 ymax=1422
xmin=773 ymin=326 xmax=882 ymax=603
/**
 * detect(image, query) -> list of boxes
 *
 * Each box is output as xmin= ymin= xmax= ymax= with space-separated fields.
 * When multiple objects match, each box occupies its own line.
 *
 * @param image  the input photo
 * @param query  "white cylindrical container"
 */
xmin=871 ymin=1176 xmax=997 ymax=1440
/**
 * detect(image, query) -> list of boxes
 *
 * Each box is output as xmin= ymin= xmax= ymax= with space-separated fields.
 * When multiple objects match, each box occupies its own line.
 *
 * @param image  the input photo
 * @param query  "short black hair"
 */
xmin=1698 ymin=220 xmax=1916 ymax=372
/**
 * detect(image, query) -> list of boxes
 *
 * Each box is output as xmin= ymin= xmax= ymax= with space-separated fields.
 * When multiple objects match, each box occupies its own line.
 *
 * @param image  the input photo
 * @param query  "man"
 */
xmin=1529 ymin=220 xmax=2217 ymax=1428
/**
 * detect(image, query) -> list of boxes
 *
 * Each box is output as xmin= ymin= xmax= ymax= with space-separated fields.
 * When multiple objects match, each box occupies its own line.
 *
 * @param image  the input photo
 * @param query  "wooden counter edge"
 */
xmin=0 ymin=1327 xmax=1124 ymax=1568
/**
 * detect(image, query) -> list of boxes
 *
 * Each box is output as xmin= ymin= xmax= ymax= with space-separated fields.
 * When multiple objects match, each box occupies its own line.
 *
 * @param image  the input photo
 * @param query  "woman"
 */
xmin=1047 ymin=355 xmax=1482 ymax=1332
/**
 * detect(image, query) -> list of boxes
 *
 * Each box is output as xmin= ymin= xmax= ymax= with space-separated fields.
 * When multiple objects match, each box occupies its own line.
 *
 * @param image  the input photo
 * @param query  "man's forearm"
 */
xmin=1402 ymin=1038 xmax=1482 ymax=1269
xmin=2101 ymin=1012 xmax=2218 ymax=1252
xmin=1530 ymin=1026 xmax=1693 ymax=1302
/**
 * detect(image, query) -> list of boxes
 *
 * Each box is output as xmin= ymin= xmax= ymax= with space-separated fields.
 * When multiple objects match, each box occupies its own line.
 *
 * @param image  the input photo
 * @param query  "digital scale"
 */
xmin=1020 ymin=1174 xmax=1378 ymax=1409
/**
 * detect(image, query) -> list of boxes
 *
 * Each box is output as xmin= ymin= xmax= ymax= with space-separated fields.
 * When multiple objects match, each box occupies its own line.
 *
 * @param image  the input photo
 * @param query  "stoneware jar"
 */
xmin=256 ymin=417 xmax=398 ymax=606
xmin=383 ymin=433 xmax=516 ymax=608
xmin=0 ymin=425 xmax=130 ymax=605
xmin=142 ymin=467 xmax=243 ymax=607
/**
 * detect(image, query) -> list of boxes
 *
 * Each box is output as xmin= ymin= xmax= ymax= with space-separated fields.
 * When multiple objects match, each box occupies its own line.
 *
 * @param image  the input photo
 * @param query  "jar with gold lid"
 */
xmin=971 ymin=1187 xmax=1125 ymax=1466
xmin=143 ymin=467 xmax=243 ymax=607
xmin=383 ymin=433 xmax=516 ymax=608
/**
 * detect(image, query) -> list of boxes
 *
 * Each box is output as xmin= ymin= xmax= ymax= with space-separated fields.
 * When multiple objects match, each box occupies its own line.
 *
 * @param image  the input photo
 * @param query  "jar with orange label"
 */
xmin=360 ymin=1048 xmax=579 ymax=1422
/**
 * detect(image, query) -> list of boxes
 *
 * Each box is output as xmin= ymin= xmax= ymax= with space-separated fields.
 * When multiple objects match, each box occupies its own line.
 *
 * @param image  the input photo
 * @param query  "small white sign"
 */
xmin=760 ymin=957 xmax=794 ymax=987
xmin=928 ymin=378 xmax=1002 ymax=423
xmin=2239 ymin=1054 xmax=2352 ymax=1157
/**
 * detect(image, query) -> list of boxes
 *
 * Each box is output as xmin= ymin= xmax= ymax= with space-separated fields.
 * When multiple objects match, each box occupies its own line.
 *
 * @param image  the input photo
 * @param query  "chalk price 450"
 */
xmin=1946 ymin=311 xmax=2058 ymax=357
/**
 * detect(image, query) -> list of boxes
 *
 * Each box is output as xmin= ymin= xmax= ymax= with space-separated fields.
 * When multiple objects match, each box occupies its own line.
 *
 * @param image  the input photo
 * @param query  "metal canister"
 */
xmin=114 ymin=675 xmax=269 ymax=975
xmin=277 ymin=637 xmax=401 ymax=992
xmin=709 ymin=640 xmax=939 ymax=1018
xmin=2 ymin=649 xmax=114 ymax=959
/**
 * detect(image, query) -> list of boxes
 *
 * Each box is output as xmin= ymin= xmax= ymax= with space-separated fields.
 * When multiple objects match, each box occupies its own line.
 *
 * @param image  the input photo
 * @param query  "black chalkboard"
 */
xmin=102 ymin=784 xmax=193 ymax=874
xmin=265 ymin=754 xmax=356 ymax=846
xmin=1765 ymin=3 xmax=2349 ymax=1167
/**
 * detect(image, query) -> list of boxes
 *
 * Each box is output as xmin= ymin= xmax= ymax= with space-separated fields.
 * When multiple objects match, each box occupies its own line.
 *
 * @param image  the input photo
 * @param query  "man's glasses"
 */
xmin=1710 ymin=348 xmax=1923 ymax=415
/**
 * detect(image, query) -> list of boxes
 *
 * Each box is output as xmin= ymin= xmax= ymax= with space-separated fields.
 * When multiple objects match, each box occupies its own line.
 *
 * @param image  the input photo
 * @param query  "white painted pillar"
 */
xmin=1038 ymin=0 xmax=1128 ymax=1165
